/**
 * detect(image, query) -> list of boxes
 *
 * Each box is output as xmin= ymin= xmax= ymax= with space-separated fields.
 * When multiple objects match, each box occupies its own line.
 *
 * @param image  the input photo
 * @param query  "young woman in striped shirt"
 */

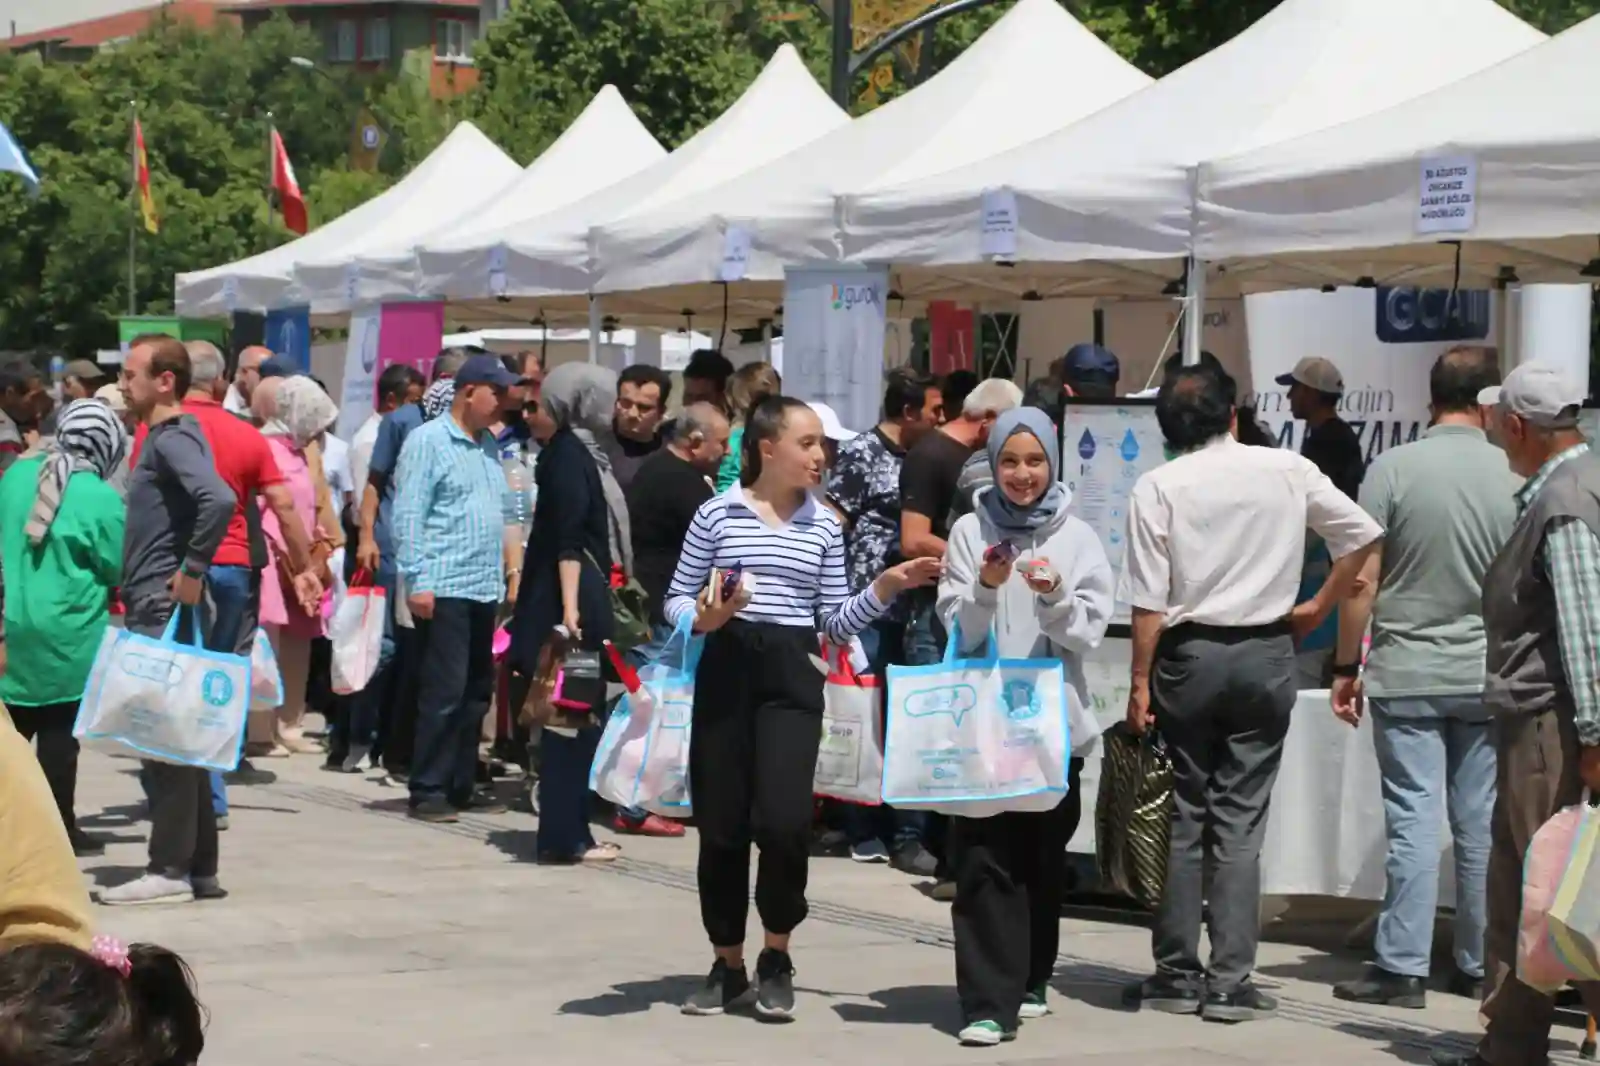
xmin=665 ymin=396 xmax=940 ymax=1022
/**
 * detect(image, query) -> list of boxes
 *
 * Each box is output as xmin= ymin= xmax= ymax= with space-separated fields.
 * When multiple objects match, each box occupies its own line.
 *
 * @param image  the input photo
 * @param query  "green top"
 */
xmin=1358 ymin=425 xmax=1520 ymax=701
xmin=715 ymin=425 xmax=745 ymax=492
xmin=0 ymin=458 xmax=124 ymax=707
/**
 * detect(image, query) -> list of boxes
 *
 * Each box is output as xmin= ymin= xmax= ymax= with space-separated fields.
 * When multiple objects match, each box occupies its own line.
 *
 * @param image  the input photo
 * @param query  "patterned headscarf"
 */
xmin=255 ymin=375 xmax=338 ymax=449
xmin=540 ymin=363 xmax=632 ymax=576
xmin=422 ymin=378 xmax=456 ymax=421
xmin=25 ymin=399 xmax=127 ymax=546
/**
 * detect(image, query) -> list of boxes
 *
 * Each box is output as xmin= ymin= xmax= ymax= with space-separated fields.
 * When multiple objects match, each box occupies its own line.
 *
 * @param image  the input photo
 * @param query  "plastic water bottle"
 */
xmin=501 ymin=450 xmax=533 ymax=540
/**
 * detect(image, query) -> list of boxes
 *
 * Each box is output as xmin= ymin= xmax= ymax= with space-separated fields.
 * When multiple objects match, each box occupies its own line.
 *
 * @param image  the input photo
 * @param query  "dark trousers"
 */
xmin=691 ymin=619 xmax=825 ymax=948
xmin=330 ymin=565 xmax=398 ymax=763
xmin=950 ymin=760 xmax=1083 ymax=1028
xmin=9 ymin=702 xmax=82 ymax=837
xmin=537 ymin=724 xmax=600 ymax=858
xmin=408 ymin=598 xmax=496 ymax=806
xmin=1150 ymin=624 xmax=1296 ymax=994
xmin=1480 ymin=709 xmax=1600 ymax=1066
xmin=379 ymin=625 xmax=421 ymax=772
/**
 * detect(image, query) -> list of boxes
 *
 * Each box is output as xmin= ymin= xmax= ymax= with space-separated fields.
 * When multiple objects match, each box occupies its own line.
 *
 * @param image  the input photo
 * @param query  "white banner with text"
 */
xmin=781 ymin=266 xmax=889 ymax=433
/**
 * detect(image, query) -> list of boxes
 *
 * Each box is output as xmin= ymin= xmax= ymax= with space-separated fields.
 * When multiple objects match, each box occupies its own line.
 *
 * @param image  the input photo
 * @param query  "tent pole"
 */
xmin=587 ymin=296 xmax=601 ymax=364
xmin=1182 ymin=256 xmax=1206 ymax=365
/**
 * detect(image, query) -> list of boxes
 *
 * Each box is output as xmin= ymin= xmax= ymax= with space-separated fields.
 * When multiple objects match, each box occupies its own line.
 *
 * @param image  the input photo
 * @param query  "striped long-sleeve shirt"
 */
xmin=664 ymin=486 xmax=888 ymax=644
xmin=392 ymin=415 xmax=506 ymax=604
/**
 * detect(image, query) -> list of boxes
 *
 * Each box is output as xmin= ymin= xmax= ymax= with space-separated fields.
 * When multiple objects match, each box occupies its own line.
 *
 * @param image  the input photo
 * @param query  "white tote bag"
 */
xmin=248 ymin=628 xmax=283 ymax=711
xmin=75 ymin=611 xmax=251 ymax=771
xmin=814 ymin=642 xmax=884 ymax=806
xmin=883 ymin=622 xmax=1071 ymax=818
xmin=590 ymin=618 xmax=700 ymax=818
xmin=330 ymin=573 xmax=386 ymax=695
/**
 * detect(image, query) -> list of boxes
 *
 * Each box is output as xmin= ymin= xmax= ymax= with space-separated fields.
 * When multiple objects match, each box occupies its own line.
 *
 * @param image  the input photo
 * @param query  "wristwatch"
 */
xmin=1330 ymin=661 xmax=1361 ymax=679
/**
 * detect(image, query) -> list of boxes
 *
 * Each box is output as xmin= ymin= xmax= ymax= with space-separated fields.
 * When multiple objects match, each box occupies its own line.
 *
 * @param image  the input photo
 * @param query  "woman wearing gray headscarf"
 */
xmin=510 ymin=362 xmax=624 ymax=864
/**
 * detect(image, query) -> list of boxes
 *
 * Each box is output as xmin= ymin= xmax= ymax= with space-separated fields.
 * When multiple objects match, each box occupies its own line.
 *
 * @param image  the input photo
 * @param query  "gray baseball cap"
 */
xmin=1478 ymin=362 xmax=1586 ymax=428
xmin=1275 ymin=356 xmax=1344 ymax=395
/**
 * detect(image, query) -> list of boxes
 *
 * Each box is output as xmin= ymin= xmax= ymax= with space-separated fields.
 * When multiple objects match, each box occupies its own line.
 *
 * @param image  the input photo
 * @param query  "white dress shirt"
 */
xmin=348 ymin=412 xmax=382 ymax=501
xmin=1120 ymin=435 xmax=1383 ymax=628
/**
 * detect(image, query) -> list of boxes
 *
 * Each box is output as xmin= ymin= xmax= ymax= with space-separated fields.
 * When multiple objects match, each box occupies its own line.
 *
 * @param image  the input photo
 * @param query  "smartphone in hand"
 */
xmin=984 ymin=540 xmax=1019 ymax=566
xmin=719 ymin=562 xmax=744 ymax=603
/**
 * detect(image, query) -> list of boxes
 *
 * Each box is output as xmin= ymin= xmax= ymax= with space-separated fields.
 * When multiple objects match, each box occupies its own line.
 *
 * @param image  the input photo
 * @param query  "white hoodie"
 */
xmin=936 ymin=488 xmax=1115 ymax=755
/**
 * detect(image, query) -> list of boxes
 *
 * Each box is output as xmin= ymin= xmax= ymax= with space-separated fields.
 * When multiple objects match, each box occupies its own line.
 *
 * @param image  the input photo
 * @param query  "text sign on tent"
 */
xmin=980 ymin=189 xmax=1019 ymax=258
xmin=719 ymin=226 xmax=752 ymax=282
xmin=1415 ymin=156 xmax=1478 ymax=235
xmin=487 ymin=245 xmax=507 ymax=296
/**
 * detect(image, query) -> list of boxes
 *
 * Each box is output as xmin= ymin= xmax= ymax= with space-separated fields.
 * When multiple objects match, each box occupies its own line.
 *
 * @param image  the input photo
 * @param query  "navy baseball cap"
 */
xmin=1062 ymin=343 xmax=1120 ymax=381
xmin=454 ymin=354 xmax=526 ymax=389
xmin=259 ymin=356 xmax=297 ymax=379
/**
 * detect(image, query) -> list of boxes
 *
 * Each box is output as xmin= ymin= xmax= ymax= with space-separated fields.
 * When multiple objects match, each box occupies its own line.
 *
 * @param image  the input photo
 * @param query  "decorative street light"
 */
xmin=827 ymin=0 xmax=1013 ymax=106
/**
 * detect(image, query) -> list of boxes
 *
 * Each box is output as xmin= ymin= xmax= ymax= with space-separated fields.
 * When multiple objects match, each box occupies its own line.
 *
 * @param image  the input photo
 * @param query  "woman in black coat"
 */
xmin=511 ymin=362 xmax=623 ymax=864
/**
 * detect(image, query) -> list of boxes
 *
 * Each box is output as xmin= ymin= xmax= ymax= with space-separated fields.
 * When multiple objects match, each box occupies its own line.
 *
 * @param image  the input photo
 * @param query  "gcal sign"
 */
xmin=830 ymin=283 xmax=881 ymax=311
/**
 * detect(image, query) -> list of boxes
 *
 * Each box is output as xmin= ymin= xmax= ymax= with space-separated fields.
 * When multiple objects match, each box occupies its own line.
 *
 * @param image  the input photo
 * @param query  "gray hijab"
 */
xmin=542 ymin=362 xmax=633 ymax=577
xmin=979 ymin=407 xmax=1068 ymax=535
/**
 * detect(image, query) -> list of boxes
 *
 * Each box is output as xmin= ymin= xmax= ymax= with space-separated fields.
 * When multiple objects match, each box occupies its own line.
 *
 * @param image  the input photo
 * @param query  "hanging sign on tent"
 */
xmin=781 ymin=267 xmax=887 ymax=433
xmin=221 ymin=276 xmax=238 ymax=313
xmin=335 ymin=305 xmax=381 ymax=442
xmin=719 ymin=226 xmax=752 ymax=283
xmin=980 ymin=189 xmax=1018 ymax=258
xmin=487 ymin=245 xmax=508 ymax=297
xmin=343 ymin=263 xmax=361 ymax=306
xmin=1415 ymin=156 xmax=1477 ymax=235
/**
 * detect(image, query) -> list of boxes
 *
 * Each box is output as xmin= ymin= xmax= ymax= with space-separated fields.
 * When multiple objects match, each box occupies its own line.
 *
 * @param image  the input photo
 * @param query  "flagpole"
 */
xmin=263 ymin=111 xmax=274 ymax=250
xmin=127 ymin=100 xmax=137 ymax=316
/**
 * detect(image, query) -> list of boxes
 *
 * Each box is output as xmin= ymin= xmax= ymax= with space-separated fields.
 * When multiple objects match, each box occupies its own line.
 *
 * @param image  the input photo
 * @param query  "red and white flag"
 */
xmin=269 ymin=126 xmax=307 ymax=235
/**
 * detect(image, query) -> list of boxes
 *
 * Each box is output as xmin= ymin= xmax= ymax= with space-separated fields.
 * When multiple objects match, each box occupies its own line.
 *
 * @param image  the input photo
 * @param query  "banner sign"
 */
xmin=1373 ymin=286 xmax=1491 ymax=345
xmin=376 ymin=301 xmax=445 ymax=382
xmin=781 ymin=267 xmax=888 ymax=432
xmin=335 ymin=305 xmax=382 ymax=441
xmin=332 ymin=301 xmax=443 ymax=441
xmin=928 ymin=301 xmax=974 ymax=376
xmin=263 ymin=305 xmax=311 ymax=373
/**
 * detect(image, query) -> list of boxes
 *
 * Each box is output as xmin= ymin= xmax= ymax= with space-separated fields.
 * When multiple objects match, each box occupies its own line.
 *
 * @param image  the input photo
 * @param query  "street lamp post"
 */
xmin=288 ymin=55 xmax=394 ymax=139
xmin=828 ymin=0 xmax=1012 ymax=107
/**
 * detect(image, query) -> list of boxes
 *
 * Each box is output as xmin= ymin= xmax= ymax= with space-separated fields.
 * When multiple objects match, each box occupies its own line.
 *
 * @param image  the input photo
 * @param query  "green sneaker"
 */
xmin=958 ymin=1020 xmax=1016 ymax=1046
xmin=1020 ymin=987 xmax=1050 ymax=1019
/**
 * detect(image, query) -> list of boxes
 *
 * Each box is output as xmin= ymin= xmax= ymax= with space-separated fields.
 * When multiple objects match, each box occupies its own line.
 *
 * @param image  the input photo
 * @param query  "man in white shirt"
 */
xmin=1121 ymin=367 xmax=1383 ymax=1023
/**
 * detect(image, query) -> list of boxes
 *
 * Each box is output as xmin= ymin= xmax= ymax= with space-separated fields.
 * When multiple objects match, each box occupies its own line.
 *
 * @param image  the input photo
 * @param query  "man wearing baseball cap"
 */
xmin=1055 ymin=342 xmax=1120 ymax=400
xmin=1434 ymin=362 xmax=1600 ymax=1066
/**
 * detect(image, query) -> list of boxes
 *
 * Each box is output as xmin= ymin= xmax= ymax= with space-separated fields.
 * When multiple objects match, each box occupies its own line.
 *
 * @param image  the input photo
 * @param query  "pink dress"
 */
xmin=257 ymin=435 xmax=323 ymax=640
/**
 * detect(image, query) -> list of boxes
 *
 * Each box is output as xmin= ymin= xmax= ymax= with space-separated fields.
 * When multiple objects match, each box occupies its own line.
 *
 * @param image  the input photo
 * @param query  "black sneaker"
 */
xmin=1445 ymin=968 xmax=1484 ymax=1001
xmin=1333 ymin=966 xmax=1426 ymax=1009
xmin=409 ymin=797 xmax=459 ymax=823
xmin=754 ymin=948 xmax=796 ymax=1021
xmin=455 ymin=789 xmax=508 ymax=815
xmin=892 ymin=841 xmax=939 ymax=878
xmin=69 ymin=829 xmax=106 ymax=858
xmin=224 ymin=760 xmax=277 ymax=787
xmin=1429 ymin=1053 xmax=1489 ymax=1066
xmin=1202 ymin=984 xmax=1278 ymax=1023
xmin=192 ymin=876 xmax=229 ymax=901
xmin=1123 ymin=973 xmax=1203 ymax=1015
xmin=681 ymin=958 xmax=753 ymax=1016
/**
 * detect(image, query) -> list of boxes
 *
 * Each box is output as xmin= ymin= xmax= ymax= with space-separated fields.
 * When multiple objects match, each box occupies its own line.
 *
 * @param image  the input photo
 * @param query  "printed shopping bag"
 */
xmin=1096 ymin=722 xmax=1174 ymax=910
xmin=1518 ymin=792 xmax=1596 ymax=991
xmin=249 ymin=628 xmax=283 ymax=711
xmin=75 ymin=610 xmax=250 ymax=771
xmin=330 ymin=570 xmax=386 ymax=695
xmin=1545 ymin=793 xmax=1600 ymax=983
xmin=814 ymin=641 xmax=884 ymax=806
xmin=882 ymin=621 xmax=1071 ymax=818
xmin=589 ymin=616 xmax=700 ymax=817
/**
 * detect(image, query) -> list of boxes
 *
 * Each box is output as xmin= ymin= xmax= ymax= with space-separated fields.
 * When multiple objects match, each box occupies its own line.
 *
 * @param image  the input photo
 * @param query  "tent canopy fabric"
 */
xmin=414 ymin=44 xmax=846 ymax=311
xmin=1195 ymin=12 xmax=1600 ymax=288
xmin=175 ymin=121 xmax=518 ymax=318
xmin=588 ymin=0 xmax=1150 ymax=316
xmin=839 ymin=0 xmax=1546 ymax=300
xmin=326 ymin=84 xmax=666 ymax=314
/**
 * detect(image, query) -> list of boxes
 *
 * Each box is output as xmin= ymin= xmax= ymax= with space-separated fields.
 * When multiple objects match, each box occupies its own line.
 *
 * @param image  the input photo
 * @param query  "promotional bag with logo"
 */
xmin=882 ymin=621 xmax=1071 ymax=818
xmin=589 ymin=616 xmax=700 ymax=818
xmin=1542 ymin=793 xmax=1600 ymax=984
xmin=249 ymin=628 xmax=283 ymax=711
xmin=813 ymin=641 xmax=883 ymax=806
xmin=75 ymin=611 xmax=251 ymax=771
xmin=329 ymin=569 xmax=387 ymax=695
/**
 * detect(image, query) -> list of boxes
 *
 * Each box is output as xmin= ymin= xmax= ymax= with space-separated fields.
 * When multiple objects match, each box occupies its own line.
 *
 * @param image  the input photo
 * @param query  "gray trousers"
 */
xmin=1150 ymin=623 xmax=1296 ymax=994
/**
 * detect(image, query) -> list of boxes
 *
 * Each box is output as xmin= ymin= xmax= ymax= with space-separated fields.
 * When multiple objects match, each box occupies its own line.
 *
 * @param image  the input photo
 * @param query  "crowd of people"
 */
xmin=0 ymin=330 xmax=1595 ymax=1065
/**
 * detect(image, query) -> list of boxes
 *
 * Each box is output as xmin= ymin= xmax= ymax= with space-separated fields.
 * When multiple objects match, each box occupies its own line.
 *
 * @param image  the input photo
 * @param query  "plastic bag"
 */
xmin=882 ymin=621 xmax=1071 ymax=817
xmin=589 ymin=616 xmax=700 ymax=818
xmin=249 ymin=628 xmax=283 ymax=711
xmin=813 ymin=641 xmax=883 ymax=806
xmin=1095 ymin=722 xmax=1174 ymax=910
xmin=1518 ymin=792 xmax=1594 ymax=991
xmin=75 ymin=610 xmax=250 ymax=771
xmin=1545 ymin=793 xmax=1600 ymax=983
xmin=330 ymin=571 xmax=386 ymax=695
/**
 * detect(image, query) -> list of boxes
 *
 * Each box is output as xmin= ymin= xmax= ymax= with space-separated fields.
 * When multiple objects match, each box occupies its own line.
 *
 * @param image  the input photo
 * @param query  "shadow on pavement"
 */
xmin=1332 ymin=1020 xmax=1469 ymax=1065
xmin=484 ymin=828 xmax=540 ymax=863
xmin=559 ymin=974 xmax=705 ymax=1017
xmin=831 ymin=984 xmax=962 ymax=1035
xmin=1049 ymin=965 xmax=1143 ymax=1012
xmin=83 ymin=864 xmax=149 ymax=889
xmin=79 ymin=803 xmax=147 ymax=828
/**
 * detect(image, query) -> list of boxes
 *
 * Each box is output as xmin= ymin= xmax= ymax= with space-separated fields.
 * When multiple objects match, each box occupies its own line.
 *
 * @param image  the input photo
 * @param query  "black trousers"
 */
xmin=408 ymin=598 xmax=497 ymax=806
xmin=690 ymin=619 xmax=825 ymax=948
xmin=378 ymin=624 xmax=420 ymax=773
xmin=950 ymin=760 xmax=1083 ymax=1028
xmin=8 ymin=702 xmax=82 ymax=836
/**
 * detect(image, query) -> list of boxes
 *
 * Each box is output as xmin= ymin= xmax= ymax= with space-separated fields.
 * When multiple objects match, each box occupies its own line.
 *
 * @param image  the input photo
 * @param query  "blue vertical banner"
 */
xmin=263 ymin=305 xmax=311 ymax=373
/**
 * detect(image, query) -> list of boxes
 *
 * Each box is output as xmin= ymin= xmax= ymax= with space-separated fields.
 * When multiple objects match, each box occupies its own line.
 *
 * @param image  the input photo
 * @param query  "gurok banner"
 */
xmin=781 ymin=267 xmax=889 ymax=433
xmin=333 ymin=301 xmax=444 ymax=441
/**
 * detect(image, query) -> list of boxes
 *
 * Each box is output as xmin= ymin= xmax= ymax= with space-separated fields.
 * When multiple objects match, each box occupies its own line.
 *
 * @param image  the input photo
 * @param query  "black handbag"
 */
xmin=1095 ymin=722 xmax=1175 ymax=911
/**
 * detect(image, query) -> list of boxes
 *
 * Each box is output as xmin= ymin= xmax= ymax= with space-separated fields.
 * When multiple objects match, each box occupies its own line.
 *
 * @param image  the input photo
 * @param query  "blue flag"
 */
xmin=0 ymin=121 xmax=39 ymax=195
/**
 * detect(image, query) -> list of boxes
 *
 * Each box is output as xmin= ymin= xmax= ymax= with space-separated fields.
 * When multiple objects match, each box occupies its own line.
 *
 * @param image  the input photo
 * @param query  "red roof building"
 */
xmin=7 ymin=0 xmax=231 ymax=59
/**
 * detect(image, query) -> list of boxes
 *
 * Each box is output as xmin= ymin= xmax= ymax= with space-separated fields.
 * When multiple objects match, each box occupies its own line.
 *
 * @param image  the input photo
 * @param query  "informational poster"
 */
xmin=1060 ymin=399 xmax=1166 ymax=630
xmin=263 ymin=305 xmax=311 ymax=373
xmin=1415 ymin=155 xmax=1477 ymax=235
xmin=781 ymin=267 xmax=887 ymax=432
xmin=334 ymin=305 xmax=382 ymax=441
xmin=375 ymin=300 xmax=445 ymax=382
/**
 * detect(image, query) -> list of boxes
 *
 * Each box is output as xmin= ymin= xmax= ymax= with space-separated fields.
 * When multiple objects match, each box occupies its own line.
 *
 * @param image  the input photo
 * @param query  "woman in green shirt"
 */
xmin=0 ymin=399 xmax=127 ymax=857
xmin=714 ymin=362 xmax=781 ymax=491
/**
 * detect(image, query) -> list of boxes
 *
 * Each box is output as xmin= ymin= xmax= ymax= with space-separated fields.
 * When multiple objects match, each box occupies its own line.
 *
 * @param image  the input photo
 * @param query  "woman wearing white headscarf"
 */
xmin=252 ymin=376 xmax=339 ymax=756
xmin=0 ymin=399 xmax=127 ymax=855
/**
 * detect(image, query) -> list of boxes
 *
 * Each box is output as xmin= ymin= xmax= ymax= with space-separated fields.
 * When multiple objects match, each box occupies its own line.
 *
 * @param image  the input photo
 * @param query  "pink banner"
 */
xmin=376 ymin=301 xmax=444 ymax=382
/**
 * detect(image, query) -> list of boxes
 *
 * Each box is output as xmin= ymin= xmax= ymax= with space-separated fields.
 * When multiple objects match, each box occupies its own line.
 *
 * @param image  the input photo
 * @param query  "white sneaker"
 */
xmin=99 ymin=873 xmax=194 ymax=907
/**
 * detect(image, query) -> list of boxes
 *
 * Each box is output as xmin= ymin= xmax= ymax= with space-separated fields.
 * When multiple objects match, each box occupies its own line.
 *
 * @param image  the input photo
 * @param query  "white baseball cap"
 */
xmin=1478 ymin=362 xmax=1586 ymax=428
xmin=808 ymin=402 xmax=858 ymax=442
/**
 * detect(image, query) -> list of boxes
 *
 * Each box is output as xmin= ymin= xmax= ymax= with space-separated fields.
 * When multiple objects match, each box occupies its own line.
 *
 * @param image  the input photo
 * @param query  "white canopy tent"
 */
xmin=410 ymin=44 xmax=846 ymax=326
xmin=175 ymin=122 xmax=518 ymax=319
xmin=1194 ymin=13 xmax=1600 ymax=288
xmin=332 ymin=85 xmax=667 ymax=318
xmin=838 ymin=0 xmax=1546 ymax=304
xmin=589 ymin=0 xmax=1151 ymax=320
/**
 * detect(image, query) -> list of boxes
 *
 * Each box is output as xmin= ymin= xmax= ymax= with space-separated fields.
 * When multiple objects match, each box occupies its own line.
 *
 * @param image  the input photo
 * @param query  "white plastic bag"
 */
xmin=882 ymin=622 xmax=1071 ymax=818
xmin=590 ymin=618 xmax=699 ymax=818
xmin=249 ymin=628 xmax=283 ymax=711
xmin=330 ymin=574 xmax=386 ymax=695
xmin=814 ymin=642 xmax=884 ymax=806
xmin=75 ymin=611 xmax=251 ymax=771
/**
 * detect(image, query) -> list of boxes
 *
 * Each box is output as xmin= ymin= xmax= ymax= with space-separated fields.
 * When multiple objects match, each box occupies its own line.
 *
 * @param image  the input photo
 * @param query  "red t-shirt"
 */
xmin=131 ymin=397 xmax=284 ymax=568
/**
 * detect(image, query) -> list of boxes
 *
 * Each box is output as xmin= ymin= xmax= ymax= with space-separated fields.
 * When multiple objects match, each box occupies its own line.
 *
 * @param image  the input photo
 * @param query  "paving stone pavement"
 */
xmin=68 ymin=741 xmax=1590 ymax=1066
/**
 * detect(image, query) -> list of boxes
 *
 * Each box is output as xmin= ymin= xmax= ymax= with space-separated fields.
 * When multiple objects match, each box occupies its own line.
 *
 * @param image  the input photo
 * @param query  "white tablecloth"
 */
xmin=1074 ymin=640 xmax=1455 ymax=904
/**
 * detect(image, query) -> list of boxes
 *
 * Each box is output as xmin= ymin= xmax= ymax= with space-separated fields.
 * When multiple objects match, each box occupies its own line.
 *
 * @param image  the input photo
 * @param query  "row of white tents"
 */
xmin=176 ymin=0 xmax=1600 ymax=344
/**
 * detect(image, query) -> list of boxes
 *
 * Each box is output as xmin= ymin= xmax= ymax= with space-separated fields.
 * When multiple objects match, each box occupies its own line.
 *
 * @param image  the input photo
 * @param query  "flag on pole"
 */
xmin=133 ymin=117 xmax=158 ymax=233
xmin=0 ymin=120 xmax=39 ymax=196
xmin=269 ymin=127 xmax=307 ymax=235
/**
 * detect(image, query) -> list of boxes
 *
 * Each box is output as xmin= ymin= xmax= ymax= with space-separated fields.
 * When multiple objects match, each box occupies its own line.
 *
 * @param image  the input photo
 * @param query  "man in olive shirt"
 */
xmin=1330 ymin=347 xmax=1518 ymax=1009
